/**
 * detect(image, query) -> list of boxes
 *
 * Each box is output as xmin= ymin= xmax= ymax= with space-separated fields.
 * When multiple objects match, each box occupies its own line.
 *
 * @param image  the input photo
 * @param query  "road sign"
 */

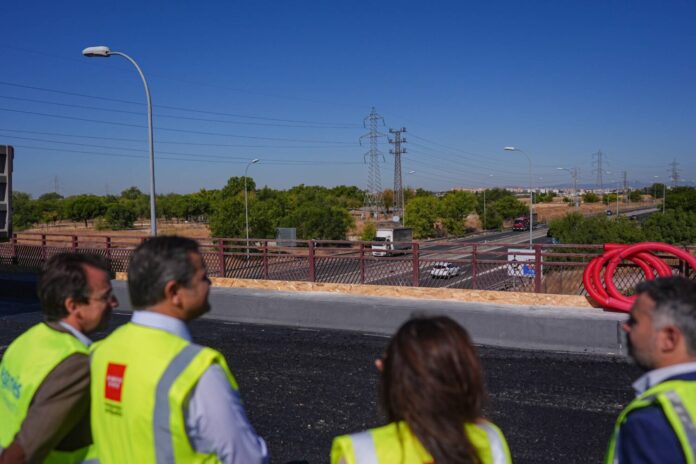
xmin=507 ymin=248 xmax=540 ymax=278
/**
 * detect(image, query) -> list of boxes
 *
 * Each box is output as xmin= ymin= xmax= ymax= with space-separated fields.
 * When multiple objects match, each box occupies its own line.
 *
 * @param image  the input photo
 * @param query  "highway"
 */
xmin=0 ymin=284 xmax=638 ymax=464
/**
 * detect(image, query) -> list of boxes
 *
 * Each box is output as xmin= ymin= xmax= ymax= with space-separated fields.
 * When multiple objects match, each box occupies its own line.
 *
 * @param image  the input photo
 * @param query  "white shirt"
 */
xmin=131 ymin=311 xmax=269 ymax=464
xmin=58 ymin=321 xmax=92 ymax=347
xmin=632 ymin=361 xmax=696 ymax=396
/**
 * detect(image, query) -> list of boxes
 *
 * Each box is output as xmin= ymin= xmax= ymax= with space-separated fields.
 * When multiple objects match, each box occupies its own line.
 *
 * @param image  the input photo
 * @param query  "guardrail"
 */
xmin=1 ymin=232 xmax=693 ymax=296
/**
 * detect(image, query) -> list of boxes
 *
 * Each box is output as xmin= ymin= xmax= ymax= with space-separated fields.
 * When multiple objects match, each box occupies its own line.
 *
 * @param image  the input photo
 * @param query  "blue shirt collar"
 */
xmin=633 ymin=361 xmax=696 ymax=395
xmin=58 ymin=321 xmax=93 ymax=347
xmin=131 ymin=310 xmax=192 ymax=342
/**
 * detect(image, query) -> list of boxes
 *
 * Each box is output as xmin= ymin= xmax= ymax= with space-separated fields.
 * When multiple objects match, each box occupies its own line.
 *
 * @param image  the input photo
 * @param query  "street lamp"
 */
xmin=482 ymin=174 xmax=494 ymax=232
xmin=83 ymin=45 xmax=157 ymax=236
xmin=654 ymin=175 xmax=666 ymax=214
xmin=403 ymin=170 xmax=415 ymax=226
xmin=557 ymin=167 xmax=579 ymax=208
xmin=244 ymin=159 xmax=260 ymax=255
xmin=504 ymin=147 xmax=533 ymax=248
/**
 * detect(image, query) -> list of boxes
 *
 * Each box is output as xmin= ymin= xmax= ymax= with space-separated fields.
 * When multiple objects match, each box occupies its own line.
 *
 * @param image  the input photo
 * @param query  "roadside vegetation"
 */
xmin=548 ymin=186 xmax=696 ymax=245
xmin=16 ymin=181 xmax=688 ymax=243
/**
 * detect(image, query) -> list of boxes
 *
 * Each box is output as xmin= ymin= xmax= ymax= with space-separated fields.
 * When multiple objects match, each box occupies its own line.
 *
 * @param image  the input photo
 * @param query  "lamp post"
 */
xmin=557 ymin=167 xmax=579 ymax=207
xmin=482 ymin=174 xmax=494 ymax=232
xmin=244 ymin=159 xmax=260 ymax=256
xmin=504 ymin=147 xmax=533 ymax=248
xmin=403 ymin=170 xmax=415 ymax=226
xmin=83 ymin=46 xmax=157 ymax=236
xmin=654 ymin=175 xmax=666 ymax=213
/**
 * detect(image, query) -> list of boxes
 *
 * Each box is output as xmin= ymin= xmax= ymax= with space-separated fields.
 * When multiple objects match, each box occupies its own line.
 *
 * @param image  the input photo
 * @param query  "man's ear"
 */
xmin=64 ymin=297 xmax=79 ymax=316
xmin=163 ymin=280 xmax=181 ymax=305
xmin=659 ymin=325 xmax=682 ymax=353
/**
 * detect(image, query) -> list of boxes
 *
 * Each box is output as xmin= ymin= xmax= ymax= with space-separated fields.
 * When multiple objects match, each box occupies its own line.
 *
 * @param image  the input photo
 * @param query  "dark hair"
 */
xmin=128 ymin=236 xmax=201 ymax=309
xmin=38 ymin=252 xmax=110 ymax=321
xmin=636 ymin=277 xmax=696 ymax=353
xmin=381 ymin=316 xmax=485 ymax=464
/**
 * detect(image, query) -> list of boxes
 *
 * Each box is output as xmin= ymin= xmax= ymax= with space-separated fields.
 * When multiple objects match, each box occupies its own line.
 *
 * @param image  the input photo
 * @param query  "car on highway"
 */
xmin=430 ymin=262 xmax=460 ymax=279
xmin=606 ymin=209 xmax=613 ymax=216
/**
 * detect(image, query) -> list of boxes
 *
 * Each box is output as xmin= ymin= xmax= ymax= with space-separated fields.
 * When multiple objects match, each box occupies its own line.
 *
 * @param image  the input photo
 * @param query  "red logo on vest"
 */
xmin=105 ymin=363 xmax=126 ymax=402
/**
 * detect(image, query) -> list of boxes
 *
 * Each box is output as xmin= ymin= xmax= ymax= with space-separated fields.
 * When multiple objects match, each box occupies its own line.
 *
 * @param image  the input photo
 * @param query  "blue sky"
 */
xmin=1 ymin=1 xmax=695 ymax=196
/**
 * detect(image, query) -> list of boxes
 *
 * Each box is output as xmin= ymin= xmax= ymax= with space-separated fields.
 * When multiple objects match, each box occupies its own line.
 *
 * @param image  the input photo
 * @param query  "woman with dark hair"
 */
xmin=331 ymin=316 xmax=511 ymax=464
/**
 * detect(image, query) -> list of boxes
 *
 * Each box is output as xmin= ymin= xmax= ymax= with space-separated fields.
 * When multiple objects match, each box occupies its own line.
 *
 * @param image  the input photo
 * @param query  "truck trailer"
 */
xmin=371 ymin=227 xmax=413 ymax=257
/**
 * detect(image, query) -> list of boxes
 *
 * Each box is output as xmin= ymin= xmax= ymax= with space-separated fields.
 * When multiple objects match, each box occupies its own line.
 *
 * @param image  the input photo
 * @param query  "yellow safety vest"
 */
xmin=606 ymin=379 xmax=696 ymax=464
xmin=0 ymin=322 xmax=96 ymax=463
xmin=331 ymin=420 xmax=512 ymax=464
xmin=90 ymin=322 xmax=238 ymax=464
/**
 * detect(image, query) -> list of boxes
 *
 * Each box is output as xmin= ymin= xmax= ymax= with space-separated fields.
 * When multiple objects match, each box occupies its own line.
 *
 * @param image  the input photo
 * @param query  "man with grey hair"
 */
xmin=606 ymin=276 xmax=696 ymax=464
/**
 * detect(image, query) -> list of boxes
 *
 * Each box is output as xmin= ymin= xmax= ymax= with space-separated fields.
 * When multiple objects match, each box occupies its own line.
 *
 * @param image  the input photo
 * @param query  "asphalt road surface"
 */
xmin=0 ymin=288 xmax=640 ymax=463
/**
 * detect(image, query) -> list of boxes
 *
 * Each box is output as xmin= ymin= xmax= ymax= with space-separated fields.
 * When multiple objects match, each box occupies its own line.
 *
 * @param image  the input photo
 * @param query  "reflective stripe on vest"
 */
xmin=350 ymin=431 xmax=378 ymax=464
xmin=606 ymin=381 xmax=696 ymax=464
xmin=90 ymin=322 xmax=237 ymax=464
xmin=665 ymin=390 xmax=696 ymax=451
xmin=476 ymin=422 xmax=508 ymax=464
xmin=153 ymin=344 xmax=203 ymax=464
xmin=333 ymin=420 xmax=510 ymax=464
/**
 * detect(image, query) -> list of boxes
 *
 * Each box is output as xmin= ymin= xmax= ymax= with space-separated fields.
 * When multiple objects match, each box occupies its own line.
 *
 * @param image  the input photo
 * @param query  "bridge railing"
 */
xmin=1 ymin=233 xmax=694 ymax=296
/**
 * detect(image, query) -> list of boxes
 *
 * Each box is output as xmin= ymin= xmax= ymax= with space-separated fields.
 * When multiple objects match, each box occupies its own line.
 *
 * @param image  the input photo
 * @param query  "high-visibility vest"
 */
xmin=606 ymin=379 xmax=696 ymax=464
xmin=331 ymin=420 xmax=512 ymax=464
xmin=0 ymin=323 xmax=96 ymax=464
xmin=90 ymin=322 xmax=238 ymax=464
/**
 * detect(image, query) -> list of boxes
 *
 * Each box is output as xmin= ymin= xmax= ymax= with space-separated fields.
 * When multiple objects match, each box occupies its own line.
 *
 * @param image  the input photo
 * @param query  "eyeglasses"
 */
xmin=90 ymin=291 xmax=117 ymax=304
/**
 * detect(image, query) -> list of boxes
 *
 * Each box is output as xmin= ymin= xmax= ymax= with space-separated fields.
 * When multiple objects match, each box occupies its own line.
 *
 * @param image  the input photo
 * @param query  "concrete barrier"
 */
xmin=112 ymin=281 xmax=627 ymax=356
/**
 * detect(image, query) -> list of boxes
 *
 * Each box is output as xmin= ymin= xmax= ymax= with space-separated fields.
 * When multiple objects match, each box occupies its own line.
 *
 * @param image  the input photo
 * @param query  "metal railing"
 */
xmin=1 ymin=232 xmax=694 ymax=296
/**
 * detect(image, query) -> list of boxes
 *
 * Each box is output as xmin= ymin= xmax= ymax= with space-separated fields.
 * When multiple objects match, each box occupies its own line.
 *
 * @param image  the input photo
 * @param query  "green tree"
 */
xmin=282 ymin=204 xmax=353 ymax=240
xmin=104 ymin=202 xmax=137 ymax=229
xmin=440 ymin=191 xmax=477 ymax=236
xmin=548 ymin=212 xmax=644 ymax=245
xmin=382 ymin=189 xmax=394 ymax=213
xmin=222 ymin=177 xmax=255 ymax=199
xmin=665 ymin=187 xmax=696 ymax=213
xmin=404 ymin=196 xmax=440 ymax=239
xmin=35 ymin=192 xmax=64 ymax=224
xmin=582 ymin=192 xmax=600 ymax=203
xmin=11 ymin=192 xmax=41 ymax=230
xmin=209 ymin=196 xmax=245 ymax=238
xmin=63 ymin=195 xmax=106 ymax=227
xmin=121 ymin=186 xmax=146 ymax=201
xmin=642 ymin=210 xmax=696 ymax=245
xmin=628 ymin=190 xmax=643 ymax=202
xmin=361 ymin=222 xmax=377 ymax=241
xmin=488 ymin=196 xmax=527 ymax=220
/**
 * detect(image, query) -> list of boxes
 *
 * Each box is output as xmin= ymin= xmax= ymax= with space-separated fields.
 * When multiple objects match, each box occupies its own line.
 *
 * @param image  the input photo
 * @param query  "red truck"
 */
xmin=513 ymin=213 xmax=538 ymax=231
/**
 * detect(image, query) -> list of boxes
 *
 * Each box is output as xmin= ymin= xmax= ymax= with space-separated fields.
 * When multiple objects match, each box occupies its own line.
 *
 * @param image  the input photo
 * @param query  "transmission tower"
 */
xmin=360 ymin=107 xmax=386 ymax=213
xmin=389 ymin=127 xmax=407 ymax=221
xmin=670 ymin=159 xmax=680 ymax=186
xmin=592 ymin=150 xmax=605 ymax=191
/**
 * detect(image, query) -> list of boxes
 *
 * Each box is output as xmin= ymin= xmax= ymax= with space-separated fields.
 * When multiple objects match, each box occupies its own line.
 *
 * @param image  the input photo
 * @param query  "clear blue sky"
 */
xmin=1 ymin=1 xmax=695 ymax=196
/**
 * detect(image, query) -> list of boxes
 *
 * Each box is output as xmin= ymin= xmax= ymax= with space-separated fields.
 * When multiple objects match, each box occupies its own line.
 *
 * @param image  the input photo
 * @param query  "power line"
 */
xmin=0 ymin=107 xmax=355 ymax=144
xmin=0 ymin=128 xmax=353 ymax=149
xmin=0 ymin=79 xmax=362 ymax=126
xmin=0 ymin=94 xmax=359 ymax=130
xmin=10 ymin=144 xmax=363 ymax=166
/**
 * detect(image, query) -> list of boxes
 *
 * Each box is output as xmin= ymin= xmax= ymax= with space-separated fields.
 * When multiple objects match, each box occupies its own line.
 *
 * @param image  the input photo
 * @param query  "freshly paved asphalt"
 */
xmin=0 ymin=279 xmax=640 ymax=463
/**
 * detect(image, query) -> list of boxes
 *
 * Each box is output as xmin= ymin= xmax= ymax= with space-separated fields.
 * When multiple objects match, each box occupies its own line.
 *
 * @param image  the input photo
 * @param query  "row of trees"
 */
xmin=11 ymin=181 xmax=364 ymax=240
xmin=403 ymin=188 xmax=528 ymax=239
xmin=12 ymin=181 xmax=533 ymax=240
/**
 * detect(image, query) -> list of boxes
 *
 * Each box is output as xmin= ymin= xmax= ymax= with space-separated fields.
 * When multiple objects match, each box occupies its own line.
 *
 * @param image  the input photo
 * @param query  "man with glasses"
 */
xmin=0 ymin=253 xmax=117 ymax=464
xmin=606 ymin=276 xmax=696 ymax=463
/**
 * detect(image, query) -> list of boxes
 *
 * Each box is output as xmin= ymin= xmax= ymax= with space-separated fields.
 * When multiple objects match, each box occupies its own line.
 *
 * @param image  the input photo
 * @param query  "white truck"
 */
xmin=371 ymin=227 xmax=413 ymax=257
